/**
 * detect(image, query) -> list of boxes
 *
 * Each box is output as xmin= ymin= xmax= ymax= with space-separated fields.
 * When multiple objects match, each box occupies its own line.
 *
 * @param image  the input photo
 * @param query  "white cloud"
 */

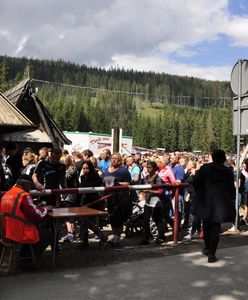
xmin=106 ymin=54 xmax=231 ymax=81
xmin=0 ymin=0 xmax=247 ymax=80
xmin=222 ymin=16 xmax=248 ymax=46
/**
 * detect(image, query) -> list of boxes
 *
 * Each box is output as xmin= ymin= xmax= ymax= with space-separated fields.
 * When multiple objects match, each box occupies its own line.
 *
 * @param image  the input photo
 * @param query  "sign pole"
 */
xmin=235 ymin=60 xmax=242 ymax=231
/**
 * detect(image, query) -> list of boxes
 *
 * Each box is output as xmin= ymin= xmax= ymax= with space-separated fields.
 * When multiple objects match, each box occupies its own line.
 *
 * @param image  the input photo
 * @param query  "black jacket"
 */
xmin=191 ymin=162 xmax=236 ymax=223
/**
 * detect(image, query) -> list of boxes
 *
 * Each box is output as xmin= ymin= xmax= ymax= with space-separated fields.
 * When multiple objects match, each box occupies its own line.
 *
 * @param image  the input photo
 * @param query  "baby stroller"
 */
xmin=124 ymin=200 xmax=158 ymax=238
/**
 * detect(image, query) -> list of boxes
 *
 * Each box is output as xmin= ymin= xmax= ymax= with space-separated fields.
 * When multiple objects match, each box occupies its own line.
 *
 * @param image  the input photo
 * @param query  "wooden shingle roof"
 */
xmin=3 ymin=78 xmax=30 ymax=106
xmin=0 ymin=92 xmax=34 ymax=132
xmin=3 ymin=79 xmax=71 ymax=147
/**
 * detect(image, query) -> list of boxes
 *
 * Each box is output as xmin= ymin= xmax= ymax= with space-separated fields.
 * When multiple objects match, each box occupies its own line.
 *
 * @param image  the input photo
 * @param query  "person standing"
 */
xmin=60 ymin=155 xmax=79 ymax=242
xmin=170 ymin=153 xmax=185 ymax=225
xmin=82 ymin=149 xmax=93 ymax=161
xmin=98 ymin=149 xmax=111 ymax=176
xmin=126 ymin=155 xmax=142 ymax=202
xmin=191 ymin=149 xmax=236 ymax=263
xmin=5 ymin=142 xmax=22 ymax=185
xmin=104 ymin=153 xmax=131 ymax=246
xmin=21 ymin=152 xmax=37 ymax=177
xmin=38 ymin=147 xmax=49 ymax=161
xmin=139 ymin=160 xmax=165 ymax=245
xmin=240 ymin=158 xmax=248 ymax=224
xmin=0 ymin=146 xmax=7 ymax=191
xmin=156 ymin=156 xmax=176 ymax=230
xmin=126 ymin=155 xmax=141 ymax=182
xmin=79 ymin=160 xmax=105 ymax=247
xmin=32 ymin=148 xmax=66 ymax=207
xmin=72 ymin=151 xmax=83 ymax=175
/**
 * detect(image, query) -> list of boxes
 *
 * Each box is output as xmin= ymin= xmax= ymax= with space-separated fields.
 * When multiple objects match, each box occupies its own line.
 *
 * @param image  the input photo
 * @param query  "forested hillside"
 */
xmin=0 ymin=55 xmax=236 ymax=152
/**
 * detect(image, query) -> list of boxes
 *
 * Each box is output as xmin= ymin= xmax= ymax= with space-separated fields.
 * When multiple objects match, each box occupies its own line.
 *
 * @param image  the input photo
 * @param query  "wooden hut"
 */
xmin=0 ymin=92 xmax=35 ymax=134
xmin=3 ymin=79 xmax=71 ymax=149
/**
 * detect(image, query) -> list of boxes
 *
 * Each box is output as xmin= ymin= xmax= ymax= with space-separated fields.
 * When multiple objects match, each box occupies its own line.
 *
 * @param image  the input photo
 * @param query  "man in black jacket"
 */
xmin=191 ymin=149 xmax=236 ymax=263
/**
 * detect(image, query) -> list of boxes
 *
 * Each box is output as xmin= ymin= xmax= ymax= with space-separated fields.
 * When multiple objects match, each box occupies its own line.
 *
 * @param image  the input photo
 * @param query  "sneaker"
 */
xmin=184 ymin=233 xmax=192 ymax=241
xmin=61 ymin=233 xmax=74 ymax=242
xmin=228 ymin=225 xmax=239 ymax=232
xmin=228 ymin=225 xmax=235 ymax=232
xmin=183 ymin=233 xmax=196 ymax=241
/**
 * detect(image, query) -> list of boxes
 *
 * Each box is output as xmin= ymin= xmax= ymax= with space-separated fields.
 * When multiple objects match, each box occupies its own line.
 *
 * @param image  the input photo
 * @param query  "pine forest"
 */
xmin=0 ymin=55 xmax=237 ymax=153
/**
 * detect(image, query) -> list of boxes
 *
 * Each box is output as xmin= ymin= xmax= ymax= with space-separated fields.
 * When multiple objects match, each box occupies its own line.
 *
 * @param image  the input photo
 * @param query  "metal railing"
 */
xmin=28 ymin=183 xmax=189 ymax=244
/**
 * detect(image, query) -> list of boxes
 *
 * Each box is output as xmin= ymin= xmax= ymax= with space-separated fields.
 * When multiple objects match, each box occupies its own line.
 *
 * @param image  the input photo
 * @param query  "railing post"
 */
xmin=173 ymin=186 xmax=179 ymax=244
xmin=56 ymin=194 xmax=61 ymax=208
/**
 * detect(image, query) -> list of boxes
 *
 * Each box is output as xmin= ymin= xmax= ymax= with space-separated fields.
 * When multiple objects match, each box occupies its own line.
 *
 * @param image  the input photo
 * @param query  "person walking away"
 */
xmin=191 ymin=149 xmax=235 ymax=263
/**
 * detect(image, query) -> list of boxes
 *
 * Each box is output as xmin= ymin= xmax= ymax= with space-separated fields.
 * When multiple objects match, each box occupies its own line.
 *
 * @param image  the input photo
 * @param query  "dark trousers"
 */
xmin=183 ymin=200 xmax=190 ymax=226
xmin=202 ymin=220 xmax=221 ymax=257
xmin=20 ymin=227 xmax=54 ymax=258
xmin=144 ymin=205 xmax=164 ymax=241
xmin=80 ymin=216 xmax=103 ymax=244
xmin=162 ymin=196 xmax=174 ymax=229
xmin=191 ymin=215 xmax=201 ymax=234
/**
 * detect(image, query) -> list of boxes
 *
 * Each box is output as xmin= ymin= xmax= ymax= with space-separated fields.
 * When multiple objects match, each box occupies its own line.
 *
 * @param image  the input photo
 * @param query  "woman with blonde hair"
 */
xmin=156 ymin=155 xmax=176 ymax=231
xmin=90 ymin=156 xmax=102 ymax=177
xmin=22 ymin=152 xmax=36 ymax=176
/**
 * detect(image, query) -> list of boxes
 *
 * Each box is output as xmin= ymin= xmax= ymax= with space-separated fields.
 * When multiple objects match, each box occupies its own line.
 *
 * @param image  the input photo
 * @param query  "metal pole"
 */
xmin=112 ymin=127 xmax=120 ymax=153
xmin=173 ymin=187 xmax=179 ymax=244
xmin=235 ymin=60 xmax=242 ymax=231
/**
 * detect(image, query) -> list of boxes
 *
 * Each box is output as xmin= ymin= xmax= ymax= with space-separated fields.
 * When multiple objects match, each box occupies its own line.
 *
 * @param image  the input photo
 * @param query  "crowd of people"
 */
xmin=0 ymin=142 xmax=247 ymax=264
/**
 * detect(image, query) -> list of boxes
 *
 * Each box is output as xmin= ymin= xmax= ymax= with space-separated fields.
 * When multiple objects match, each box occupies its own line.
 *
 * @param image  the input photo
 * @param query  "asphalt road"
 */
xmin=1 ymin=226 xmax=248 ymax=300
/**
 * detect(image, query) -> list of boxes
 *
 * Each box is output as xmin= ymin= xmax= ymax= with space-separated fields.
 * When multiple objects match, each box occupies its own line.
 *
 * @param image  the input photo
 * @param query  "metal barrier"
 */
xmin=1 ymin=183 xmax=189 ymax=244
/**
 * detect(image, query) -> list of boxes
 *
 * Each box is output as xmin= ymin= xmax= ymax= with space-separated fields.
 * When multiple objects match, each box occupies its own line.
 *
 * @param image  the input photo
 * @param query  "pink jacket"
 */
xmin=158 ymin=165 xmax=176 ymax=185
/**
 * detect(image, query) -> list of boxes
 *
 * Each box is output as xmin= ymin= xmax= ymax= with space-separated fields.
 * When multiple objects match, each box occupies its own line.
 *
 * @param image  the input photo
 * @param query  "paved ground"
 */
xmin=1 ymin=223 xmax=248 ymax=299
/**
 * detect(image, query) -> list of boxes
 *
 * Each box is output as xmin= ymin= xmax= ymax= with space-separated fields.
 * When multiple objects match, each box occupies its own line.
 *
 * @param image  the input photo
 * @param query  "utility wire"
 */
xmin=31 ymin=78 xmax=152 ymax=97
xmin=31 ymin=78 xmax=232 ymax=104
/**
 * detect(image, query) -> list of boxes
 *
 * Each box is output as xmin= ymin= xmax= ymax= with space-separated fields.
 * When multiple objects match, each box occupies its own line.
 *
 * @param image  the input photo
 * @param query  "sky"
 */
xmin=0 ymin=0 xmax=248 ymax=81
